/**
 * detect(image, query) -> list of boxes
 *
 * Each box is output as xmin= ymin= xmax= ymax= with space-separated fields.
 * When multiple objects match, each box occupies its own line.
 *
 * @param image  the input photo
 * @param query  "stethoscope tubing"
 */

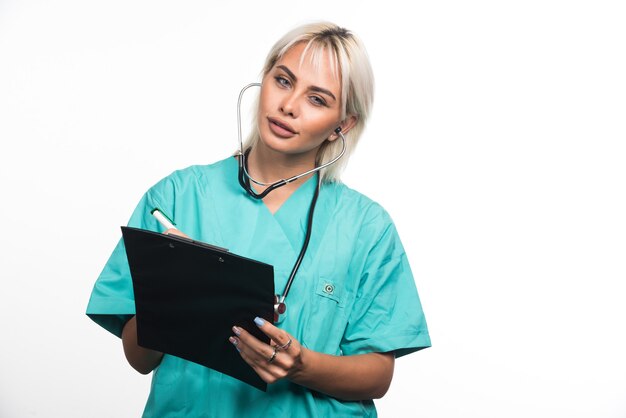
xmin=236 ymin=82 xmax=346 ymax=316
xmin=237 ymin=152 xmax=320 ymax=308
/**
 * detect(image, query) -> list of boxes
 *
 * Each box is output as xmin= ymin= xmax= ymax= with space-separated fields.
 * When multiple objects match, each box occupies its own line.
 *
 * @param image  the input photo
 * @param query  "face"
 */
xmin=257 ymin=42 xmax=345 ymax=160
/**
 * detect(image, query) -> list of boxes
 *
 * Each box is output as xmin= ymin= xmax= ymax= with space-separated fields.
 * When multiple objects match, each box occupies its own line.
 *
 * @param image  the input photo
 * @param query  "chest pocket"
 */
xmin=315 ymin=277 xmax=345 ymax=306
xmin=299 ymin=275 xmax=352 ymax=355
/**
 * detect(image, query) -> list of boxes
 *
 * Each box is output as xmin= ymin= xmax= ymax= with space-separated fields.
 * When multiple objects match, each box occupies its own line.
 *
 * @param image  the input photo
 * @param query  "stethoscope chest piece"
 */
xmin=274 ymin=295 xmax=286 ymax=323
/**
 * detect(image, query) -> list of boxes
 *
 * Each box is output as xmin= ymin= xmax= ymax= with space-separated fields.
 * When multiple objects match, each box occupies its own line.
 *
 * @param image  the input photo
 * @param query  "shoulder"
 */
xmin=327 ymin=181 xmax=393 ymax=222
xmin=145 ymin=157 xmax=235 ymax=200
xmin=324 ymin=181 xmax=396 ymax=241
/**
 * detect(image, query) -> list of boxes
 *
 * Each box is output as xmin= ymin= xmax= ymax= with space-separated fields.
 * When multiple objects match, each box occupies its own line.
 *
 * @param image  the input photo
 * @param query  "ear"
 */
xmin=329 ymin=115 xmax=358 ymax=141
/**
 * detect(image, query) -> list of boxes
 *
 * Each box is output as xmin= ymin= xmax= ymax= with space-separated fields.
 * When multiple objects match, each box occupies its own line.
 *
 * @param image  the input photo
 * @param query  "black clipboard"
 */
xmin=121 ymin=226 xmax=275 ymax=391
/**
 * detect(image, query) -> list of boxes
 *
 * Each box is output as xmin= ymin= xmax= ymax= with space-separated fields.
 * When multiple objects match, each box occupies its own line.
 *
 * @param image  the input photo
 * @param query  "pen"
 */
xmin=151 ymin=208 xmax=176 ymax=231
xmin=151 ymin=207 xmax=229 ymax=252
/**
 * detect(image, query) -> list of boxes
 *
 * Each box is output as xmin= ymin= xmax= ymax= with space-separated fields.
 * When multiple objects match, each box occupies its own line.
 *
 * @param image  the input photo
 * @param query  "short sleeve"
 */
xmin=85 ymin=177 xmax=173 ymax=337
xmin=340 ymin=208 xmax=431 ymax=357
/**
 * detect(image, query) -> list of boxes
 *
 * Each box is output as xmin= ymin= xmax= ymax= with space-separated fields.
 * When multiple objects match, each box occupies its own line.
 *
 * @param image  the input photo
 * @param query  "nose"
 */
xmin=279 ymin=91 xmax=298 ymax=118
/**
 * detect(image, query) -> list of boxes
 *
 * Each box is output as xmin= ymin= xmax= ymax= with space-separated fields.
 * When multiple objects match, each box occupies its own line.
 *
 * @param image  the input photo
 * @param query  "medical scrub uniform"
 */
xmin=87 ymin=156 xmax=430 ymax=417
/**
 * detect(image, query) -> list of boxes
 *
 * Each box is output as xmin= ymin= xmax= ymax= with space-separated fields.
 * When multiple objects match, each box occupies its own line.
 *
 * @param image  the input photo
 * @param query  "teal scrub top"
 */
xmin=86 ymin=156 xmax=431 ymax=418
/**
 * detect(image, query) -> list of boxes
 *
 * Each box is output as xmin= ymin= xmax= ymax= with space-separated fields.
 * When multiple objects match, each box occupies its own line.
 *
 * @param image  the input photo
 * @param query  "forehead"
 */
xmin=275 ymin=42 xmax=342 ymax=89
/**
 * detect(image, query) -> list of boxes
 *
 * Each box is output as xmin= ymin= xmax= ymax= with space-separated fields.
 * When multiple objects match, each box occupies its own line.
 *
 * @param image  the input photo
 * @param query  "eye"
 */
xmin=309 ymin=95 xmax=328 ymax=107
xmin=274 ymin=76 xmax=291 ymax=88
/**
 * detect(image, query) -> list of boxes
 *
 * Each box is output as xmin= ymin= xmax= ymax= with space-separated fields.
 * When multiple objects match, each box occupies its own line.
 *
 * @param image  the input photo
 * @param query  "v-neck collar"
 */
xmin=272 ymin=173 xmax=317 ymax=251
xmin=223 ymin=156 xmax=318 ymax=254
xmin=215 ymin=157 xmax=339 ymax=291
xmin=272 ymin=173 xmax=317 ymax=217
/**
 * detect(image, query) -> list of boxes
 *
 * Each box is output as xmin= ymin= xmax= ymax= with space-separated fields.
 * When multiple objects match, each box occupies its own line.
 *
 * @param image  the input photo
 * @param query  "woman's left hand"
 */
xmin=229 ymin=317 xmax=305 ymax=384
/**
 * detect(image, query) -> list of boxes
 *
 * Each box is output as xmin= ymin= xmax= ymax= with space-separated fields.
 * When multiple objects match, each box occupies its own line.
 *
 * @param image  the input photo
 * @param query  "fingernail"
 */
xmin=254 ymin=317 xmax=266 ymax=327
xmin=232 ymin=326 xmax=241 ymax=336
xmin=229 ymin=337 xmax=241 ymax=352
xmin=229 ymin=338 xmax=241 ymax=352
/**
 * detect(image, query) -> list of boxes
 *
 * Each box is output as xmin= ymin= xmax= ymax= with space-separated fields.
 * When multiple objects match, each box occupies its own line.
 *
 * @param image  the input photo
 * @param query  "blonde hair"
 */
xmin=243 ymin=22 xmax=375 ymax=183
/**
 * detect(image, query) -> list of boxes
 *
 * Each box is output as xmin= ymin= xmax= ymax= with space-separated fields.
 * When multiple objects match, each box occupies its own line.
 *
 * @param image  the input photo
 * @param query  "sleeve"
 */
xmin=85 ymin=177 xmax=174 ymax=338
xmin=340 ymin=207 xmax=431 ymax=358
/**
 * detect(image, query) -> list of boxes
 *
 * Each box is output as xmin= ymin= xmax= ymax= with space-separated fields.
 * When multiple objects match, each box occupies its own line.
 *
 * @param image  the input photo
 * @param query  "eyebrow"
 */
xmin=277 ymin=65 xmax=337 ymax=102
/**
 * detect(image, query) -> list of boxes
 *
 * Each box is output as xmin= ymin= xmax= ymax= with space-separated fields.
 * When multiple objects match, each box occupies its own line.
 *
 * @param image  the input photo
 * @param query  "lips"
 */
xmin=268 ymin=117 xmax=297 ymax=138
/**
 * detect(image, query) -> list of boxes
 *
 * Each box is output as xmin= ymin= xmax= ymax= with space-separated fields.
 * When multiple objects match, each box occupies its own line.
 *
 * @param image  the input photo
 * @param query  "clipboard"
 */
xmin=121 ymin=226 xmax=275 ymax=391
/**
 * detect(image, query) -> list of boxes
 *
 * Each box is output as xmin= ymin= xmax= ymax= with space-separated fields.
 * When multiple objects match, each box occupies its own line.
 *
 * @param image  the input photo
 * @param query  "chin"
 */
xmin=257 ymin=129 xmax=296 ymax=154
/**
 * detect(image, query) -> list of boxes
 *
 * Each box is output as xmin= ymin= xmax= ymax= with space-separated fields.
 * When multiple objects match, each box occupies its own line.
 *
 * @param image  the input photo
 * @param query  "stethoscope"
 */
xmin=235 ymin=82 xmax=347 ymax=322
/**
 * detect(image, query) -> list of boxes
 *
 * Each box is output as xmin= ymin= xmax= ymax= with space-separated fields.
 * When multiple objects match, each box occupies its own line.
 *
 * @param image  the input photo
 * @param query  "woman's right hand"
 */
xmin=164 ymin=228 xmax=190 ymax=238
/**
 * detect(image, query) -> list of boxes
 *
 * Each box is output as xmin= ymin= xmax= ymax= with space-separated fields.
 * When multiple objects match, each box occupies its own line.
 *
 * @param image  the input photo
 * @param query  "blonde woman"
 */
xmin=87 ymin=22 xmax=430 ymax=417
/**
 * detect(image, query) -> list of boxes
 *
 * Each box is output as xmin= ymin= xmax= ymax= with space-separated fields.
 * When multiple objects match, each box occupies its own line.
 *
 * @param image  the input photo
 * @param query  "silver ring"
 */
xmin=267 ymin=346 xmax=278 ymax=363
xmin=277 ymin=338 xmax=292 ymax=351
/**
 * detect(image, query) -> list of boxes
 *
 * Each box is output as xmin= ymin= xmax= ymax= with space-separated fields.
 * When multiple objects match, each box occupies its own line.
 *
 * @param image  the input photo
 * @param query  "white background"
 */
xmin=1 ymin=1 xmax=625 ymax=417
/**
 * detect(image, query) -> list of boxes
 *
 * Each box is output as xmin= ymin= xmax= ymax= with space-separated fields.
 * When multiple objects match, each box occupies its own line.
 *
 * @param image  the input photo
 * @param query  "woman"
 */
xmin=87 ymin=22 xmax=431 ymax=417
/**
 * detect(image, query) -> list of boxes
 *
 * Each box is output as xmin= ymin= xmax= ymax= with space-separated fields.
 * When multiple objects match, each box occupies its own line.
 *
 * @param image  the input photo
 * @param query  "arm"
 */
xmin=121 ymin=316 xmax=164 ymax=374
xmin=293 ymin=349 xmax=394 ymax=400
xmin=230 ymin=318 xmax=395 ymax=400
xmin=120 ymin=228 xmax=185 ymax=374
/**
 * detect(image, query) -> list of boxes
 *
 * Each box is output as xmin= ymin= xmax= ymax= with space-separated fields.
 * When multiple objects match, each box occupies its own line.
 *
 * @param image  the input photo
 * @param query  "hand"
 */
xmin=164 ymin=228 xmax=189 ymax=238
xmin=229 ymin=317 xmax=305 ymax=384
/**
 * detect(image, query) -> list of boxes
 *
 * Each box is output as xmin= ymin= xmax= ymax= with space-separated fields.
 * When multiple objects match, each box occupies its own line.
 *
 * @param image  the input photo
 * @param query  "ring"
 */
xmin=276 ymin=338 xmax=292 ymax=351
xmin=267 ymin=346 xmax=278 ymax=363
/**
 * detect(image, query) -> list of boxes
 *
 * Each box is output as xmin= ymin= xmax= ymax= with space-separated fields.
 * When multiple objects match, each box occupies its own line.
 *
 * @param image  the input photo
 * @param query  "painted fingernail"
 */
xmin=232 ymin=326 xmax=242 ymax=336
xmin=229 ymin=337 xmax=241 ymax=352
xmin=254 ymin=317 xmax=266 ymax=327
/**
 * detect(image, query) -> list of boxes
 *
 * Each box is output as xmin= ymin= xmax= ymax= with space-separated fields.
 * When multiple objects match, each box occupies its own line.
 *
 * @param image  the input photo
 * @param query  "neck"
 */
xmin=243 ymin=143 xmax=318 ymax=215
xmin=247 ymin=143 xmax=317 ymax=184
